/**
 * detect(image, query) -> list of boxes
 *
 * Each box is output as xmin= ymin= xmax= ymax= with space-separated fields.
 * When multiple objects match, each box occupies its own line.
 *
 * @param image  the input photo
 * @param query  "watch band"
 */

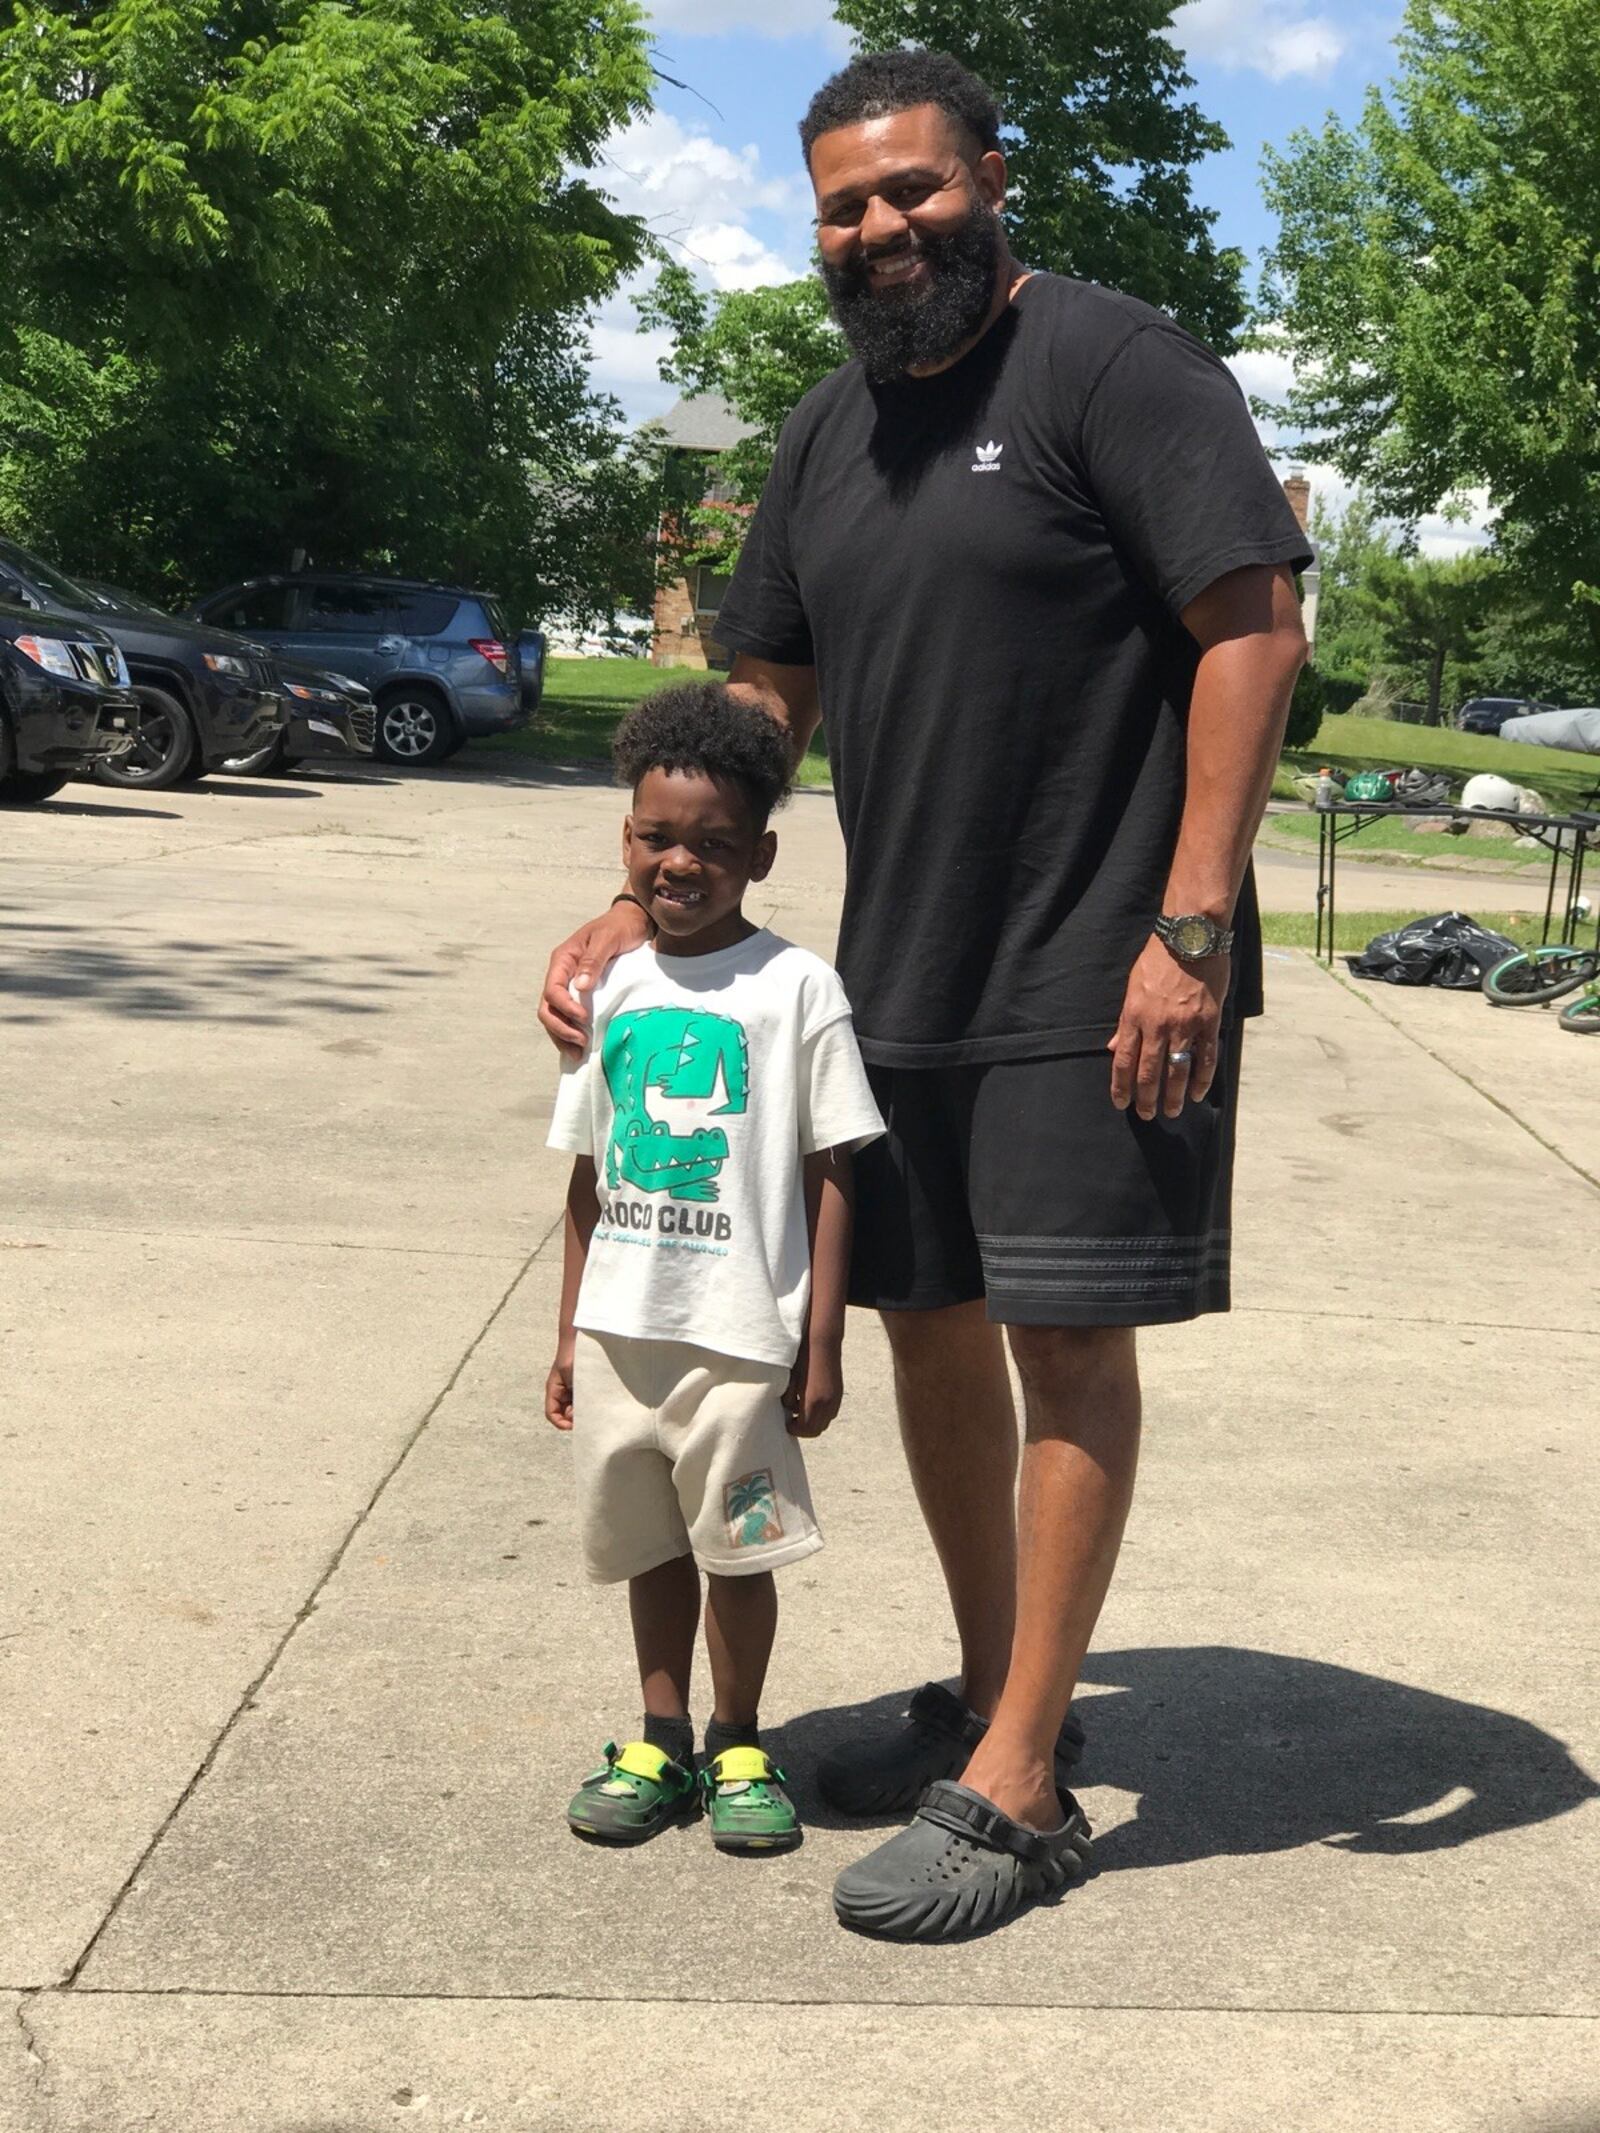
xmin=1153 ymin=912 xmax=1235 ymax=959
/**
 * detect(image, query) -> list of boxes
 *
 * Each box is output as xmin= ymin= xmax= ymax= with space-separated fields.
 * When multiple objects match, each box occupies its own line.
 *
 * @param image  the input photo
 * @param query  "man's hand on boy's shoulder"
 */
xmin=786 ymin=1334 xmax=843 ymax=1438
xmin=538 ymin=902 xmax=652 ymax=1055
xmin=545 ymin=1346 xmax=576 ymax=1431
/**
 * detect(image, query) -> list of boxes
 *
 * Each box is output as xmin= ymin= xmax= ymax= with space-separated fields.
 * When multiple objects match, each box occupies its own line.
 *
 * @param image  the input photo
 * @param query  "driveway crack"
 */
xmin=13 ymin=1990 xmax=52 ymax=2130
xmin=58 ymin=1220 xmax=559 ymax=1989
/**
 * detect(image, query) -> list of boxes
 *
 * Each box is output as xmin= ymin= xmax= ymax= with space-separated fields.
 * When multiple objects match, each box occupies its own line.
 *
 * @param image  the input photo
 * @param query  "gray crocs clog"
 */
xmin=832 ymin=1779 xmax=1093 ymax=1941
xmin=816 ymin=1681 xmax=1086 ymax=1817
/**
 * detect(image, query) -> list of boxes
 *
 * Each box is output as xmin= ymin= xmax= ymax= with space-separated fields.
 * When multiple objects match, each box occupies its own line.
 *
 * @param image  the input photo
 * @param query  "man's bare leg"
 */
xmin=881 ymin=1299 xmax=1019 ymax=1717
xmin=958 ymin=1323 xmax=1141 ymax=1829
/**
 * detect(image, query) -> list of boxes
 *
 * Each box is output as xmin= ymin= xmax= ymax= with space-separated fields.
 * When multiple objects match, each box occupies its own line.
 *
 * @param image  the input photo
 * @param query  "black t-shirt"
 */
xmin=714 ymin=272 xmax=1314 ymax=1066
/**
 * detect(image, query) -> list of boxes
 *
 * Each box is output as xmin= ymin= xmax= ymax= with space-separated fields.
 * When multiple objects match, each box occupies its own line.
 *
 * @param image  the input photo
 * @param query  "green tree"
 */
xmin=1307 ymin=494 xmax=1398 ymax=686
xmin=835 ymin=0 xmax=1246 ymax=348
xmin=0 ymin=0 xmax=657 ymax=621
xmin=1260 ymin=0 xmax=1600 ymax=655
xmin=1356 ymin=550 xmax=1495 ymax=725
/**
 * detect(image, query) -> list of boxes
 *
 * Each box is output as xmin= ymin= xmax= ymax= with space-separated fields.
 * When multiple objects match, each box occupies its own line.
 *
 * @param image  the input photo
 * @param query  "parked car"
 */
xmin=191 ymin=573 xmax=545 ymax=766
xmin=221 ymin=660 xmax=376 ymax=775
xmin=0 ymin=601 xmax=138 ymax=802
xmin=1456 ymin=695 xmax=1557 ymax=736
xmin=0 ymin=540 xmax=283 ymax=788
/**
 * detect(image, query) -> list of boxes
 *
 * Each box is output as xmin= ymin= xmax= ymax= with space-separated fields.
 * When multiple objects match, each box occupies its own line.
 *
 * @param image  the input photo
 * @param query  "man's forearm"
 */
xmin=1166 ymin=592 xmax=1306 ymax=922
xmin=728 ymin=654 xmax=823 ymax=761
xmin=1163 ymin=641 xmax=1300 ymax=920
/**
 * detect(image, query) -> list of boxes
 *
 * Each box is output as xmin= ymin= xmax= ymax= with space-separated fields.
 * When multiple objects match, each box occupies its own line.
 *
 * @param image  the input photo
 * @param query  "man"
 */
xmin=541 ymin=47 xmax=1309 ymax=1942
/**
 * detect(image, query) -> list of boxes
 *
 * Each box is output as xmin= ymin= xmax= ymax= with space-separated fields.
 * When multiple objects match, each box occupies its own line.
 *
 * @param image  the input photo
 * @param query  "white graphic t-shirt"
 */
xmin=547 ymin=931 xmax=884 ymax=1368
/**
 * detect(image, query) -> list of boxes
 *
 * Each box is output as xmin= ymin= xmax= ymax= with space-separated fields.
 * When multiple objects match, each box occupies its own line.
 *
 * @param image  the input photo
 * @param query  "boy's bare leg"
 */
xmin=630 ymin=1554 xmax=701 ymax=1719
xmin=880 ymin=1300 xmax=1019 ymax=1716
xmin=704 ymin=1570 xmax=778 ymax=1725
xmin=958 ymin=1323 xmax=1142 ymax=1829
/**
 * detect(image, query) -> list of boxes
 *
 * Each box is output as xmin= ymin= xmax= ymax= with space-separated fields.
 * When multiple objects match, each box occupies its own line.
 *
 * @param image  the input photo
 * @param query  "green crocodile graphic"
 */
xmin=601 ymin=1006 xmax=749 ymax=1203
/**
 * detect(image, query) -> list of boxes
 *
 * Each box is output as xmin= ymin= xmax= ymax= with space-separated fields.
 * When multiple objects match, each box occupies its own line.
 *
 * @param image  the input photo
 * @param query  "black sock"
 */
xmin=704 ymin=1716 xmax=761 ymax=1761
xmin=642 ymin=1713 xmax=694 ymax=1769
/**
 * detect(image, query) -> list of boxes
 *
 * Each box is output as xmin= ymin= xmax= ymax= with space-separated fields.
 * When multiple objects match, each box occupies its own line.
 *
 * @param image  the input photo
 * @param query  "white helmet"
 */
xmin=1461 ymin=773 xmax=1520 ymax=813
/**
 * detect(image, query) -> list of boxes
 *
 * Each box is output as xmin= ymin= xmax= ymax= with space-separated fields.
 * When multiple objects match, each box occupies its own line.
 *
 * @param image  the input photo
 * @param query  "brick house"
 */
xmin=647 ymin=393 xmax=757 ymax=668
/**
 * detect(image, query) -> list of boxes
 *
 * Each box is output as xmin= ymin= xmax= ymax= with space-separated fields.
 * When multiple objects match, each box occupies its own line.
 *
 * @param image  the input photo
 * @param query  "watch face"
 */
xmin=1172 ymin=916 xmax=1212 ymax=956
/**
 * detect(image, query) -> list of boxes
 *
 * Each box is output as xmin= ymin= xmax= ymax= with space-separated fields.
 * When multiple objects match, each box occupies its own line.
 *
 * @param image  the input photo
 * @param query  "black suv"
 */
xmin=0 ymin=538 xmax=282 ymax=788
xmin=193 ymin=573 xmax=545 ymax=765
xmin=0 ymin=602 xmax=138 ymax=802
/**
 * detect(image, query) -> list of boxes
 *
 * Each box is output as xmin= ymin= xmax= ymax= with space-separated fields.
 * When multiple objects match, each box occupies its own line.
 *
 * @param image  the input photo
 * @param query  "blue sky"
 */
xmin=585 ymin=1 xmax=1479 ymax=551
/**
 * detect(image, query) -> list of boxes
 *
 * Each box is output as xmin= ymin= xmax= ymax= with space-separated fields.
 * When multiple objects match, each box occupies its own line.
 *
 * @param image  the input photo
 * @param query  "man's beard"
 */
xmin=819 ymin=195 xmax=1004 ymax=383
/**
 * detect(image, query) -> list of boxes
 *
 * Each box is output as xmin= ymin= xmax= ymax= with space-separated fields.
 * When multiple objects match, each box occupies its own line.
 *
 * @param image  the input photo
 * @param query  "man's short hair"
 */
xmin=799 ymin=49 xmax=1002 ymax=165
xmin=613 ymin=681 xmax=792 ymax=828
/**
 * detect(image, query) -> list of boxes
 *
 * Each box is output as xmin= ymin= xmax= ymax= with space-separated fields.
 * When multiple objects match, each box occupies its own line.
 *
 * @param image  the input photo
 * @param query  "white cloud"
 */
xmin=584 ymin=114 xmax=812 ymax=421
xmin=1173 ymin=0 xmax=1347 ymax=78
xmin=595 ymin=112 xmax=809 ymax=289
xmin=645 ymin=0 xmax=841 ymax=39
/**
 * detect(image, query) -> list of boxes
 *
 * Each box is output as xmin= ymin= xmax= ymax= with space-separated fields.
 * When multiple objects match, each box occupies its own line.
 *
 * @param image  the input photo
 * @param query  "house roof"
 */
xmin=649 ymin=392 xmax=757 ymax=453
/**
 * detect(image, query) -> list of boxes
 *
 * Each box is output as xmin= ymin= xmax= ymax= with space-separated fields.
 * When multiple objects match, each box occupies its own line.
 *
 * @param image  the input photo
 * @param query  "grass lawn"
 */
xmin=1275 ymin=712 xmax=1600 ymax=813
xmin=481 ymin=659 xmax=833 ymax=789
xmin=1259 ymin=908 xmax=1544 ymax=952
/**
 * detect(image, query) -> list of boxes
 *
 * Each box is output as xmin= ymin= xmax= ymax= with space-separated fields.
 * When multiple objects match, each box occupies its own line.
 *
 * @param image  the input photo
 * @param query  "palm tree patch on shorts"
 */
xmin=725 ymin=1469 xmax=784 ymax=1549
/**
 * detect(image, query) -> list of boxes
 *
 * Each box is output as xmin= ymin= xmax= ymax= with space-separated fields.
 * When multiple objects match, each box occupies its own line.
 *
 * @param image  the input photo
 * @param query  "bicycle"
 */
xmin=1558 ymin=976 xmax=1600 ymax=1035
xmin=1482 ymin=942 xmax=1600 ymax=1016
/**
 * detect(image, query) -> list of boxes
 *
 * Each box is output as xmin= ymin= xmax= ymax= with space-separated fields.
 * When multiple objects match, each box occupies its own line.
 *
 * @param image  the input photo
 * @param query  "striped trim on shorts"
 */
xmin=849 ymin=1023 xmax=1245 ymax=1329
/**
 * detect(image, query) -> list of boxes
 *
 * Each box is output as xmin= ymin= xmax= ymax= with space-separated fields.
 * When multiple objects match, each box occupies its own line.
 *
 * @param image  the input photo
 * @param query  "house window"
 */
xmin=703 ymin=467 xmax=737 ymax=505
xmin=694 ymin=568 xmax=732 ymax=615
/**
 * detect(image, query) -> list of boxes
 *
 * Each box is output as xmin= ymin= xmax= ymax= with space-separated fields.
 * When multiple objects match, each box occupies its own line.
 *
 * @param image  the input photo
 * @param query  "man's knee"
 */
xmin=1005 ymin=1322 xmax=1139 ymax=1421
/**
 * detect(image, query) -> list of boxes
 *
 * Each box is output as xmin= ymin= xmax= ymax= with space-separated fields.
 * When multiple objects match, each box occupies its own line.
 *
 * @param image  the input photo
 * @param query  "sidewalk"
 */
xmin=2 ymin=764 xmax=1596 ymax=2130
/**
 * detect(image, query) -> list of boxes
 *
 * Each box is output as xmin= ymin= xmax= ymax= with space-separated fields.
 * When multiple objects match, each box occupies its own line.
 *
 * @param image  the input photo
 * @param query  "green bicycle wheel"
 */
xmin=1558 ymin=992 xmax=1600 ymax=1035
xmin=1483 ymin=947 xmax=1600 ymax=1006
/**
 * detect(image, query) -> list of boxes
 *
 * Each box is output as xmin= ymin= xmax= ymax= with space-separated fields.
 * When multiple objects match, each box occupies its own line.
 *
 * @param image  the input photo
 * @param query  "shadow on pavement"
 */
xmin=0 ymin=917 xmax=441 ymax=1026
xmin=778 ymin=1648 xmax=1600 ymax=1861
xmin=6 ymin=800 xmax=181 ymax=820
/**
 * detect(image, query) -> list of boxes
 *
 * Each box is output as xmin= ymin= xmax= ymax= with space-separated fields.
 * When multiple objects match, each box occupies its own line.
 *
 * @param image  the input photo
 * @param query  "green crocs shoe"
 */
xmin=702 ymin=1746 xmax=802 ymax=1855
xmin=566 ymin=1740 xmax=699 ymax=1845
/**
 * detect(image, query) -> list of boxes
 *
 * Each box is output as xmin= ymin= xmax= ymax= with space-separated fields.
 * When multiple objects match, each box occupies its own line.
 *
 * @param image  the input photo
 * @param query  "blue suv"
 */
xmin=193 ymin=573 xmax=545 ymax=765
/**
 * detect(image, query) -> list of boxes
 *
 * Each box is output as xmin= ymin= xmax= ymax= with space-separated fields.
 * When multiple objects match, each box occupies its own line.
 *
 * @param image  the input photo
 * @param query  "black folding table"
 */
xmin=1312 ymin=801 xmax=1600 ymax=965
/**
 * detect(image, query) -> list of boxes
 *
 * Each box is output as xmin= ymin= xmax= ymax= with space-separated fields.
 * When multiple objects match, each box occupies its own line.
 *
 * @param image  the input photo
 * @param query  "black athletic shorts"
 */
xmin=848 ymin=1023 xmax=1244 ymax=1328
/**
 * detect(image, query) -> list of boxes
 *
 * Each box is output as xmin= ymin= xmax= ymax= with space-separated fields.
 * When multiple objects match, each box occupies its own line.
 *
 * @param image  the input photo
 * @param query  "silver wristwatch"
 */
xmin=1153 ymin=912 xmax=1234 ymax=960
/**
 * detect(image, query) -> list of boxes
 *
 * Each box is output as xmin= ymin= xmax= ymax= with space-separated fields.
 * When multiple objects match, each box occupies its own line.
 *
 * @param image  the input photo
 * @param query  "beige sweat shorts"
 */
xmin=571 ymin=1331 xmax=824 ymax=1584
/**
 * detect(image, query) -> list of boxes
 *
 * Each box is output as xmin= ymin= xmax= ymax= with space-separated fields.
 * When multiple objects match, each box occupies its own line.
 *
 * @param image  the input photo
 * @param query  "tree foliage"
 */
xmin=1302 ymin=494 xmax=1599 ymax=725
xmin=0 ymin=0 xmax=658 ymax=620
xmin=1260 ymin=0 xmax=1600 ymax=652
xmin=834 ymin=0 xmax=1246 ymax=348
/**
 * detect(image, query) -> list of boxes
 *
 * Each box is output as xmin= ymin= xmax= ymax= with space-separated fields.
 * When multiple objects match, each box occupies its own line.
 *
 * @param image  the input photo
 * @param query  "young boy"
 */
xmin=544 ymin=682 xmax=883 ymax=1854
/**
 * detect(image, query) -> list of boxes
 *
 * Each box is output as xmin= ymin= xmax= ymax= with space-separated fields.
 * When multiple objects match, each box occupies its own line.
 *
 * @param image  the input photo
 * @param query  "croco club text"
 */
xmin=601 ymin=1196 xmax=734 ymax=1240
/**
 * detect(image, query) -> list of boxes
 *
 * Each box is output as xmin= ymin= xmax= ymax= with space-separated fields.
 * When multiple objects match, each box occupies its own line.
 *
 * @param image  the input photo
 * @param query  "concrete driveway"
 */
xmin=2 ymin=758 xmax=1597 ymax=2131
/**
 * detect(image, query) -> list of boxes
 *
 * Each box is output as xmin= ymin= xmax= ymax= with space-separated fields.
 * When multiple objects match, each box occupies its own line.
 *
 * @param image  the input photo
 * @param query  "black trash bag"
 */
xmin=1345 ymin=911 xmax=1521 ymax=989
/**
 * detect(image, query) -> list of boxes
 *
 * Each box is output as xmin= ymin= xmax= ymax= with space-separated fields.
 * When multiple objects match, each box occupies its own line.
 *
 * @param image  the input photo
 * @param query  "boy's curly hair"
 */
xmin=613 ymin=681 xmax=794 ymax=827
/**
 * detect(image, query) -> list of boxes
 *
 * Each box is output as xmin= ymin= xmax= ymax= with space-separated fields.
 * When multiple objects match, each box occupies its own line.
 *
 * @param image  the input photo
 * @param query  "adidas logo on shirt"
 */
xmin=970 ymin=439 xmax=1003 ymax=473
